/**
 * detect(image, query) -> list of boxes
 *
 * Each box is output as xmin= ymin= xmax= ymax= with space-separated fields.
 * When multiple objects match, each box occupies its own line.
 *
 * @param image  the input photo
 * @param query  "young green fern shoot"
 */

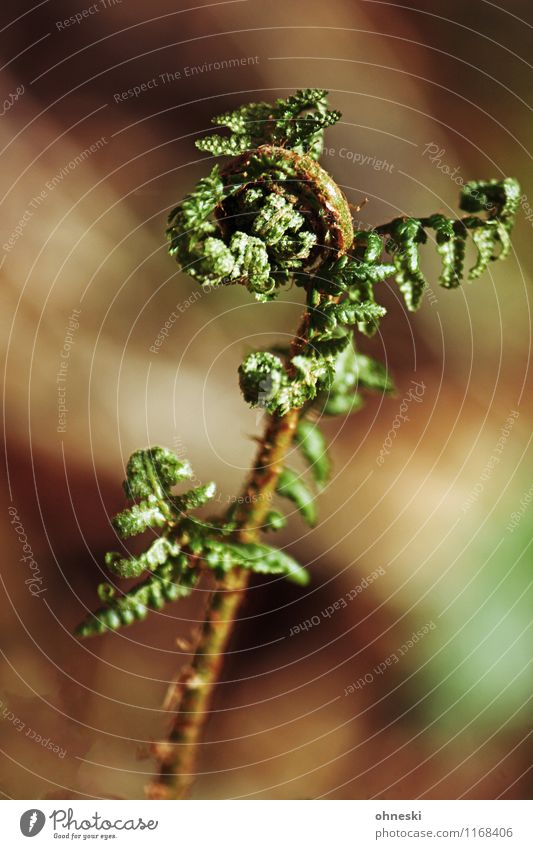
xmin=75 ymin=89 xmax=520 ymax=799
xmin=76 ymin=448 xmax=306 ymax=639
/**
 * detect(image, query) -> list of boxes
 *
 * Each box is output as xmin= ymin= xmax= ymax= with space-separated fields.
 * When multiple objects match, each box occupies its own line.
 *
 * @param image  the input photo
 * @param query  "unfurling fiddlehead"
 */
xmin=76 ymin=89 xmax=519 ymax=799
xmin=166 ymin=89 xmax=352 ymax=302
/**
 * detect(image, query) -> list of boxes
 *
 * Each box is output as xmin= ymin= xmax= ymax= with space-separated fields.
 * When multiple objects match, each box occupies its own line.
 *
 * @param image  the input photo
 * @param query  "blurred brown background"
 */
xmin=1 ymin=0 xmax=531 ymax=800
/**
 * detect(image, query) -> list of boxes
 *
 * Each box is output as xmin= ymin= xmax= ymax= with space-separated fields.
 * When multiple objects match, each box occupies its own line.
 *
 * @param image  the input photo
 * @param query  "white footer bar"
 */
xmin=3 ymin=799 xmax=532 ymax=848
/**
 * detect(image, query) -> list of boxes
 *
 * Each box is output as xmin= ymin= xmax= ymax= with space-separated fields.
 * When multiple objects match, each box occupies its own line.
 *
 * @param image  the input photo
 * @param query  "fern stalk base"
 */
xmin=147 ymin=405 xmax=301 ymax=799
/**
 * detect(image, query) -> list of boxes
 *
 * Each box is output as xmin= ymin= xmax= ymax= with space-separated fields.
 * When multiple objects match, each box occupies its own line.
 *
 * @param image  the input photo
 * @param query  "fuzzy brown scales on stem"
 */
xmin=148 ymin=574 xmax=248 ymax=799
xmin=147 ymin=578 xmax=246 ymax=799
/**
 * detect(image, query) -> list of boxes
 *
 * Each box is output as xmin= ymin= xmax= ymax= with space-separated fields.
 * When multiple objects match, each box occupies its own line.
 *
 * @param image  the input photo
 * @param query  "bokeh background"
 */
xmin=1 ymin=0 xmax=531 ymax=800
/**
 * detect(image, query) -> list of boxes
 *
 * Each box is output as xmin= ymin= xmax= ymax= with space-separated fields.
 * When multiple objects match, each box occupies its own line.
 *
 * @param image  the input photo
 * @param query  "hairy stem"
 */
xmin=146 ymin=314 xmax=309 ymax=800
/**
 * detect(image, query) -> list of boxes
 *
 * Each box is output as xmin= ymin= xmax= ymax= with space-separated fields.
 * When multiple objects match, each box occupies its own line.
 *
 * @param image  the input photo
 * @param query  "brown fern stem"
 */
xmin=146 ymin=315 xmax=309 ymax=800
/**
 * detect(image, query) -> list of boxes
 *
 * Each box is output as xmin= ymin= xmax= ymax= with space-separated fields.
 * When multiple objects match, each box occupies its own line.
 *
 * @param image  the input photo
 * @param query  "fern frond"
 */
xmin=295 ymin=419 xmax=331 ymax=487
xmin=276 ymin=467 xmax=317 ymax=526
xmin=112 ymin=496 xmax=169 ymax=538
xmin=76 ymin=561 xmax=198 ymax=638
xmin=105 ymin=538 xmax=181 ymax=579
xmin=196 ymin=88 xmax=340 ymax=160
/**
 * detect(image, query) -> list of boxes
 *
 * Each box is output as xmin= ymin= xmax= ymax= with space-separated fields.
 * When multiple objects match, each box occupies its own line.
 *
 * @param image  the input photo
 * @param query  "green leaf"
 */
xmin=196 ymin=236 xmax=238 ymax=283
xmin=264 ymin=509 xmax=287 ymax=531
xmin=333 ymin=340 xmax=392 ymax=395
xmin=313 ymin=340 xmax=391 ymax=416
xmin=354 ymin=262 xmax=396 ymax=285
xmin=291 ymin=354 xmax=334 ymax=389
xmin=276 ymin=467 xmax=317 ymax=526
xmin=308 ymin=331 xmax=351 ymax=358
xmin=105 ymin=537 xmax=180 ymax=579
xmin=196 ymin=134 xmax=254 ymax=156
xmin=460 ymin=177 xmax=521 ymax=220
xmin=194 ymin=88 xmax=340 ymax=161
xmin=353 ymin=230 xmax=384 ymax=263
xmin=295 ymin=418 xmax=331 ymax=487
xmin=201 ymin=538 xmax=235 ymax=574
xmin=238 ymin=351 xmax=288 ymax=411
xmin=436 ymin=228 xmax=467 ymax=290
xmin=426 ymin=214 xmax=455 ymax=242
xmin=76 ymin=560 xmax=198 ymax=638
xmin=322 ymin=392 xmax=364 ymax=416
xmin=210 ymin=100 xmax=272 ymax=134
xmin=344 ymin=270 xmax=391 ymax=336
xmin=333 ymin=300 xmax=386 ymax=326
xmin=123 ymin=446 xmax=192 ymax=501
xmin=195 ymin=538 xmax=308 ymax=584
xmin=172 ymin=481 xmax=217 ymax=513
xmin=167 ymin=166 xmax=226 ymax=263
xmin=386 ymin=218 xmax=428 ymax=311
xmin=224 ymin=542 xmax=310 ymax=585
xmin=315 ymin=254 xmax=392 ymax=295
xmin=353 ymin=352 xmax=394 ymax=393
xmin=309 ymin=302 xmax=337 ymax=333
xmin=97 ymin=582 xmax=115 ymax=602
xmin=227 ymin=231 xmax=272 ymax=294
xmin=318 ymin=297 xmax=386 ymax=333
xmin=252 ymin=192 xmax=305 ymax=244
xmin=469 ymin=226 xmax=494 ymax=279
xmin=495 ymin=221 xmax=512 ymax=260
xmin=317 ymin=342 xmax=359 ymax=402
xmin=239 ymin=349 xmax=335 ymax=416
xmin=112 ymin=495 xmax=169 ymax=538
